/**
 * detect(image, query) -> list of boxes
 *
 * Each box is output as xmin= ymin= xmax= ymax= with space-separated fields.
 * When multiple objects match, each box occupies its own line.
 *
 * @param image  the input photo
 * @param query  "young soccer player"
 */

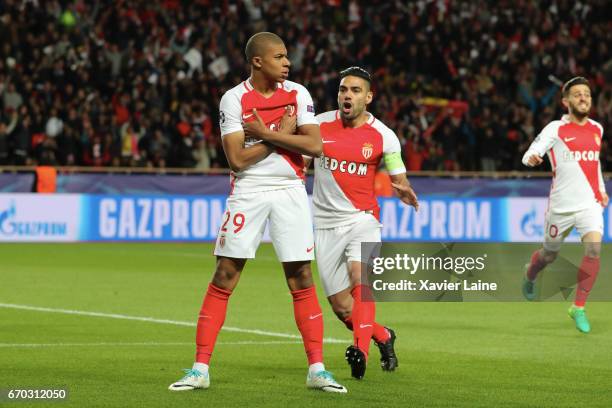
xmin=522 ymin=76 xmax=608 ymax=333
xmin=169 ymin=32 xmax=346 ymax=393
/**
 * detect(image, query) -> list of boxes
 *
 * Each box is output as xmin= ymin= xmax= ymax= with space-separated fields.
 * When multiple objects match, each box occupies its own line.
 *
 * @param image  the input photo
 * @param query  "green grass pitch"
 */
xmin=1 ymin=243 xmax=611 ymax=407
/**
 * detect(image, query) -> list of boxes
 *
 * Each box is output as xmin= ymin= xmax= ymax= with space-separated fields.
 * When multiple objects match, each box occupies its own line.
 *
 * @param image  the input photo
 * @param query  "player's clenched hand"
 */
xmin=526 ymin=154 xmax=543 ymax=167
xmin=243 ymin=109 xmax=270 ymax=140
xmin=391 ymin=182 xmax=419 ymax=211
xmin=278 ymin=106 xmax=296 ymax=134
xmin=602 ymin=192 xmax=609 ymax=207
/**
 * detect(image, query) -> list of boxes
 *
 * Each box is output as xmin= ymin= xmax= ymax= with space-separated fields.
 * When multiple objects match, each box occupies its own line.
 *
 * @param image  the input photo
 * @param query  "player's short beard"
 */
xmin=340 ymin=110 xmax=356 ymax=121
xmin=569 ymin=102 xmax=590 ymax=120
xmin=340 ymin=105 xmax=364 ymax=122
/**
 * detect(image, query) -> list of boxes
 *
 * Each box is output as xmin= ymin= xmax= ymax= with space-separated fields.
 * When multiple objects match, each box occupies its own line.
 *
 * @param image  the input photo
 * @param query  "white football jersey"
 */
xmin=522 ymin=115 xmax=605 ymax=213
xmin=313 ymin=110 xmax=405 ymax=228
xmin=219 ymin=79 xmax=318 ymax=194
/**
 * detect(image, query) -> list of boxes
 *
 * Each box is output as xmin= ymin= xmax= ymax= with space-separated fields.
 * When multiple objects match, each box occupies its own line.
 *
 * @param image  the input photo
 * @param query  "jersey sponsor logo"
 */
xmin=362 ymin=142 xmax=373 ymax=159
xmin=320 ymin=154 xmax=368 ymax=176
xmin=563 ymin=150 xmax=599 ymax=162
xmin=242 ymin=112 xmax=254 ymax=120
xmin=563 ymin=137 xmax=576 ymax=142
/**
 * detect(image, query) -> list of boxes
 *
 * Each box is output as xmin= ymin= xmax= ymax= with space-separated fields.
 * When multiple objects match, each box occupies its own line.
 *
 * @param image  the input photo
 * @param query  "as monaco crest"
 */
xmin=594 ymin=133 xmax=601 ymax=147
xmin=362 ymin=143 xmax=373 ymax=159
xmin=219 ymin=235 xmax=226 ymax=248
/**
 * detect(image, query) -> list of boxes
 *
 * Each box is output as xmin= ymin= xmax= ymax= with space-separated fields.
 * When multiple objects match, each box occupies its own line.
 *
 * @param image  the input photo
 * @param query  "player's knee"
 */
xmin=330 ymin=301 xmax=351 ymax=320
xmin=328 ymin=294 xmax=352 ymax=320
xmin=584 ymin=246 xmax=600 ymax=259
xmin=283 ymin=261 xmax=313 ymax=287
xmin=213 ymin=258 xmax=244 ymax=288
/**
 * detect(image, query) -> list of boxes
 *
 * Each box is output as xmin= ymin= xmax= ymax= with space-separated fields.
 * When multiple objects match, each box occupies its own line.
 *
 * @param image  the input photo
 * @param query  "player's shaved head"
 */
xmin=245 ymin=32 xmax=285 ymax=64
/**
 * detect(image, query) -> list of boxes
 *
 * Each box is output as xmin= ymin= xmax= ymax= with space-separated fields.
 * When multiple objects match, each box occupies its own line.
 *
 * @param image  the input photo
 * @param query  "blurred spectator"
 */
xmin=480 ymin=129 xmax=498 ymax=172
xmin=120 ymin=120 xmax=143 ymax=166
xmin=2 ymin=83 xmax=23 ymax=111
xmin=0 ymin=0 xmax=609 ymax=171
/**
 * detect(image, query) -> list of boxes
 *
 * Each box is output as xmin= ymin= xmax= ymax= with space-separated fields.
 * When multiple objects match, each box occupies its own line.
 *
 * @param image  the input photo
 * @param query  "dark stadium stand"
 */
xmin=0 ymin=0 xmax=610 ymax=171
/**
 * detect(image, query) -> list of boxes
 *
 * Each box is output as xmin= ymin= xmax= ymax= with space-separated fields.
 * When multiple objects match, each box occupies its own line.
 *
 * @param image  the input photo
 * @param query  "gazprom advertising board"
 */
xmin=0 ymin=194 xmax=610 ymax=242
xmin=85 ymin=195 xmax=227 ymax=241
xmin=0 ymin=194 xmax=82 ymax=242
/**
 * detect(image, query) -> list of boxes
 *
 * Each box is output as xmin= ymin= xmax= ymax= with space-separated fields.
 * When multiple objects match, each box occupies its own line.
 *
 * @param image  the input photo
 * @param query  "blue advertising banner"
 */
xmin=1 ymin=193 xmax=610 ymax=243
xmin=377 ymin=197 xmax=505 ymax=242
xmin=82 ymin=195 xmax=228 ymax=241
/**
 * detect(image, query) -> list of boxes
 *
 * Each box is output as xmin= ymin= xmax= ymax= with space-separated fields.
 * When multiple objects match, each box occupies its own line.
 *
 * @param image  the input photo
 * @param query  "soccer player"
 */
xmin=169 ymin=32 xmax=346 ymax=393
xmin=522 ymin=76 xmax=608 ymax=333
xmin=308 ymin=67 xmax=418 ymax=379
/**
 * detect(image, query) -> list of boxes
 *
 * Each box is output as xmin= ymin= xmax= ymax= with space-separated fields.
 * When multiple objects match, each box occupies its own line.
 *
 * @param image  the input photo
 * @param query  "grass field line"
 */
xmin=0 ymin=302 xmax=346 ymax=344
xmin=0 ymin=341 xmax=304 ymax=348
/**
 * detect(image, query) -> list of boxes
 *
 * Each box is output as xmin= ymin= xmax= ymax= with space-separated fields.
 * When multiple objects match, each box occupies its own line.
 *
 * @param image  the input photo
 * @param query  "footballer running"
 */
xmin=522 ymin=76 xmax=608 ymax=333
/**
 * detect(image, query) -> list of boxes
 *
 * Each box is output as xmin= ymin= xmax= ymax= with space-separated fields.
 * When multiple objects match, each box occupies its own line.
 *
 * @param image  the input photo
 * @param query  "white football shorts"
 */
xmin=543 ymin=202 xmax=604 ymax=252
xmin=214 ymin=186 xmax=315 ymax=262
xmin=314 ymin=212 xmax=381 ymax=296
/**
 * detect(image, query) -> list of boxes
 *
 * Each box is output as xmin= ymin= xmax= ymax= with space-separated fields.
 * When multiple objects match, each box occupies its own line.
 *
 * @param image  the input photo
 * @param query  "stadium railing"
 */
xmin=0 ymin=165 xmax=584 ymax=178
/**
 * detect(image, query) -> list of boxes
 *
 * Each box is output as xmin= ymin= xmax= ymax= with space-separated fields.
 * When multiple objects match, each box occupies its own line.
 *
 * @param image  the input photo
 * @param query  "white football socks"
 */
xmin=308 ymin=362 xmax=325 ymax=376
xmin=193 ymin=362 xmax=209 ymax=374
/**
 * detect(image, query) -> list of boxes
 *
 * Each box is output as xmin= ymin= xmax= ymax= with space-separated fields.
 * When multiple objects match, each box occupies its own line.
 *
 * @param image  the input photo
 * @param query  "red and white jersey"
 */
xmin=219 ymin=79 xmax=318 ymax=194
xmin=313 ymin=110 xmax=406 ymax=228
xmin=522 ymin=115 xmax=606 ymax=213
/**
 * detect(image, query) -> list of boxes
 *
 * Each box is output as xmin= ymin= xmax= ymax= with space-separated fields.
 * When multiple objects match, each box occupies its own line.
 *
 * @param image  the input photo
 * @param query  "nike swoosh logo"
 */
xmin=564 ymin=137 xmax=576 ymax=142
xmin=359 ymin=324 xmax=372 ymax=328
xmin=199 ymin=315 xmax=212 ymax=319
xmin=242 ymin=113 xmax=254 ymax=120
xmin=322 ymin=385 xmax=345 ymax=390
xmin=322 ymin=140 xmax=336 ymax=144
xmin=309 ymin=313 xmax=322 ymax=320
xmin=306 ymin=246 xmax=315 ymax=253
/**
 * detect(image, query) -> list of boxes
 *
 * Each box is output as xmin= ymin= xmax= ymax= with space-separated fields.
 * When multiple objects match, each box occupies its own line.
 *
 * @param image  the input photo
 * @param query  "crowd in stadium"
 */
xmin=0 ymin=0 xmax=610 ymax=171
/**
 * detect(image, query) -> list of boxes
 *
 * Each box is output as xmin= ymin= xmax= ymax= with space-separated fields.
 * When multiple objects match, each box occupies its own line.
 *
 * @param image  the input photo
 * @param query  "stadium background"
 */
xmin=0 ymin=0 xmax=610 ymax=171
xmin=1 ymin=1 xmax=612 ymax=407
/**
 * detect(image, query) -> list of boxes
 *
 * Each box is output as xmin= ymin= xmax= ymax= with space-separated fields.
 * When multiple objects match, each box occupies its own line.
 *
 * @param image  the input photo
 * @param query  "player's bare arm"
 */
xmin=390 ymin=173 xmax=419 ymax=211
xmin=222 ymin=130 xmax=274 ymax=172
xmin=243 ymin=109 xmax=323 ymax=156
